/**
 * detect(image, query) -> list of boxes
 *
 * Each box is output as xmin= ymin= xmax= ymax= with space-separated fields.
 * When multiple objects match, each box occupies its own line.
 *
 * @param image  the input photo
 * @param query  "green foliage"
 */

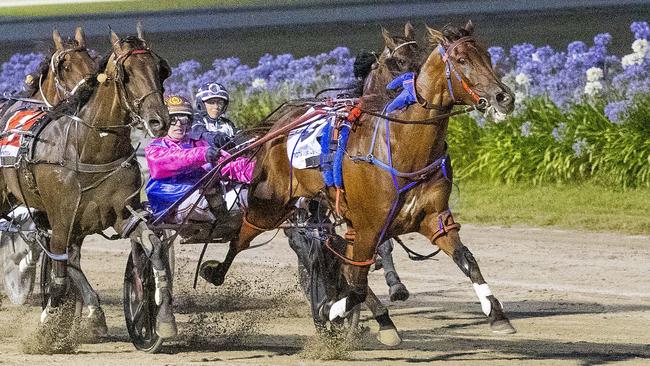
xmin=228 ymin=87 xmax=290 ymax=129
xmin=449 ymin=95 xmax=650 ymax=189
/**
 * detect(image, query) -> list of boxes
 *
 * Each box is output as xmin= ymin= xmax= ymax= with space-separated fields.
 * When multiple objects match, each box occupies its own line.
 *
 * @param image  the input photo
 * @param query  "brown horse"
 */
xmin=0 ymin=27 xmax=94 ymax=112
xmin=281 ymin=23 xmax=422 ymax=345
xmin=205 ymin=21 xmax=517 ymax=338
xmin=0 ymin=26 xmax=172 ymax=337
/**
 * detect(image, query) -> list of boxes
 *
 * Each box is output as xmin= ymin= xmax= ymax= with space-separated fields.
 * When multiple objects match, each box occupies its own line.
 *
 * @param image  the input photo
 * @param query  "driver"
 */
xmin=144 ymin=95 xmax=224 ymax=222
xmin=189 ymin=82 xmax=238 ymax=147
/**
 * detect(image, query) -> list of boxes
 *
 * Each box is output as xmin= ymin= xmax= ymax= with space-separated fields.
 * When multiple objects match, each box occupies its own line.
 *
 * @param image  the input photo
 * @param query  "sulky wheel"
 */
xmin=123 ymin=244 xmax=164 ymax=353
xmin=1 ymin=210 xmax=41 ymax=305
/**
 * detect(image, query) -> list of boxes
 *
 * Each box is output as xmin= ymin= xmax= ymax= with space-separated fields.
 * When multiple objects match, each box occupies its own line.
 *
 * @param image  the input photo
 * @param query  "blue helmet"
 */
xmin=195 ymin=82 xmax=229 ymax=113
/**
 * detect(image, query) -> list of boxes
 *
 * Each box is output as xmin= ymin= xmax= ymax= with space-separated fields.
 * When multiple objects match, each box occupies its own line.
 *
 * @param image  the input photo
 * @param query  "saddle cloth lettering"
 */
xmin=286 ymin=106 xmax=344 ymax=169
xmin=0 ymin=109 xmax=44 ymax=164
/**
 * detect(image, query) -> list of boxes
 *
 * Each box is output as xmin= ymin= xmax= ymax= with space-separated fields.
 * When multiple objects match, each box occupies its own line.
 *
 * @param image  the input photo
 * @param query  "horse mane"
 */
xmin=424 ymin=24 xmax=474 ymax=54
xmin=441 ymin=24 xmax=473 ymax=41
xmin=23 ymin=38 xmax=84 ymax=98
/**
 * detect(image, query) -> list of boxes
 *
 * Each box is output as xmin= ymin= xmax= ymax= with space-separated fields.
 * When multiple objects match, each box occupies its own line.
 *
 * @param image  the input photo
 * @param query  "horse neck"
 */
xmin=381 ymin=50 xmax=451 ymax=165
xmin=363 ymin=62 xmax=393 ymax=99
xmin=75 ymin=80 xmax=133 ymax=164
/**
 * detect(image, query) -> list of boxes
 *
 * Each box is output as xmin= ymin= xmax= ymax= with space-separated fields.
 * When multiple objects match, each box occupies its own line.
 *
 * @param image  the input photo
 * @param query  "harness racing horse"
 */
xmin=283 ymin=23 xmax=424 ymax=344
xmin=24 ymin=27 xmax=94 ymax=107
xmin=0 ymin=27 xmax=94 ymax=115
xmin=0 ymin=26 xmax=171 ymax=337
xmin=0 ymin=28 xmax=95 ymax=304
xmin=205 ymin=22 xmax=517 ymax=340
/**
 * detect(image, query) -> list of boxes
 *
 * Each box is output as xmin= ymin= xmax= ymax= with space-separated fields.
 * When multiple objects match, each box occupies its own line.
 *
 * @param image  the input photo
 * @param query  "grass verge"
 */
xmin=0 ymin=0 xmax=397 ymax=18
xmin=455 ymin=180 xmax=650 ymax=235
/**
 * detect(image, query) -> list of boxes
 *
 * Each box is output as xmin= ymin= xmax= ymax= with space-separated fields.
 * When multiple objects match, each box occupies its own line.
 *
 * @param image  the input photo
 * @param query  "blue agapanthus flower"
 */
xmin=604 ymin=100 xmax=631 ymax=124
xmin=631 ymin=21 xmax=650 ymax=40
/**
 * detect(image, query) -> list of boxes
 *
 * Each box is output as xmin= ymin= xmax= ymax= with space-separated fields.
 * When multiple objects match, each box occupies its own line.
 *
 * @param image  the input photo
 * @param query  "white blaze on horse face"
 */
xmin=329 ymin=297 xmax=349 ymax=321
xmin=473 ymin=283 xmax=493 ymax=316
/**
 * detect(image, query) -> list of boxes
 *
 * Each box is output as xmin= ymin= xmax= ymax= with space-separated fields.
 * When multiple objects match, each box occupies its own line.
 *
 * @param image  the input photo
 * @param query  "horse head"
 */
xmin=27 ymin=27 xmax=95 ymax=106
xmin=362 ymin=23 xmax=422 ymax=102
xmin=422 ymin=21 xmax=514 ymax=114
xmin=104 ymin=24 xmax=170 ymax=137
xmin=380 ymin=22 xmax=421 ymax=74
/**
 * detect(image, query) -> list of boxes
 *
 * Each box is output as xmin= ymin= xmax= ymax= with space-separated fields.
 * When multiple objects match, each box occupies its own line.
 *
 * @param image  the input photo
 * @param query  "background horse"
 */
xmin=0 ymin=27 xmax=95 ymax=303
xmin=207 ymin=21 xmax=518 ymax=341
xmin=0 ymin=27 xmax=94 ymax=115
xmin=0 ymin=26 xmax=171 ymax=337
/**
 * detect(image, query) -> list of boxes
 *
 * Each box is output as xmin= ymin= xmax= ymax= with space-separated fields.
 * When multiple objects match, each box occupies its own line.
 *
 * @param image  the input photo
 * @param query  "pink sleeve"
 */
xmin=218 ymin=152 xmax=256 ymax=183
xmin=145 ymin=141 xmax=209 ymax=179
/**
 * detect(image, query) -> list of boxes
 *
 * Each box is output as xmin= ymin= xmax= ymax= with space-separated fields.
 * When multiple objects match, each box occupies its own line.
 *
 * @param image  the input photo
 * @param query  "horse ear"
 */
xmin=52 ymin=28 xmax=63 ymax=50
xmin=464 ymin=20 xmax=475 ymax=34
xmin=404 ymin=22 xmax=415 ymax=40
xmin=110 ymin=28 xmax=121 ymax=50
xmin=74 ymin=26 xmax=86 ymax=48
xmin=136 ymin=21 xmax=145 ymax=41
xmin=381 ymin=27 xmax=396 ymax=50
xmin=425 ymin=24 xmax=445 ymax=45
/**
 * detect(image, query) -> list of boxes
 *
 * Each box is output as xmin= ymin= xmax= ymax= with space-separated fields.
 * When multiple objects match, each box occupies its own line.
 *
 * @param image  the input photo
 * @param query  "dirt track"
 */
xmin=1 ymin=224 xmax=649 ymax=365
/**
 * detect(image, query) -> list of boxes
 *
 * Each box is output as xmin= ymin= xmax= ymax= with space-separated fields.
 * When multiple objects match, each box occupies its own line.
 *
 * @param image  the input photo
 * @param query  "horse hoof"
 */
xmin=85 ymin=307 xmax=109 ymax=338
xmin=199 ymin=260 xmax=224 ymax=286
xmin=156 ymin=315 xmax=178 ymax=339
xmin=377 ymin=328 xmax=402 ymax=346
xmin=389 ymin=283 xmax=410 ymax=302
xmin=491 ymin=319 xmax=516 ymax=334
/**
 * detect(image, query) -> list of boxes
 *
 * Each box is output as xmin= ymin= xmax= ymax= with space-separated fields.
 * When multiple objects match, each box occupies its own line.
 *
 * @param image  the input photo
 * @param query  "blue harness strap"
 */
xmin=320 ymin=121 xmax=334 ymax=186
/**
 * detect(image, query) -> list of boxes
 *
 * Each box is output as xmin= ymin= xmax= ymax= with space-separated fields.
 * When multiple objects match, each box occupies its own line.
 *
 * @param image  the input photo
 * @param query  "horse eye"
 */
xmin=458 ymin=58 xmax=467 ymax=65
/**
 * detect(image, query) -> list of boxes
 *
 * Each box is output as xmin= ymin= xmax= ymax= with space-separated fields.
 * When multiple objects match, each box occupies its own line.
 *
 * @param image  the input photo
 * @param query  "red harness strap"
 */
xmin=430 ymin=210 xmax=462 ymax=243
xmin=241 ymin=212 xmax=274 ymax=232
xmin=323 ymin=236 xmax=376 ymax=267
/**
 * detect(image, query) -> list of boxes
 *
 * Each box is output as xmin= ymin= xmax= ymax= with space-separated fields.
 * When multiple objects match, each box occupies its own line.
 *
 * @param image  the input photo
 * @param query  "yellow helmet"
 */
xmin=165 ymin=95 xmax=193 ymax=116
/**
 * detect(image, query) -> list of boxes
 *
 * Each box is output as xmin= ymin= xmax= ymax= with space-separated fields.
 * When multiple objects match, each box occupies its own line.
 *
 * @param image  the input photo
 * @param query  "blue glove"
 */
xmin=385 ymin=72 xmax=417 ymax=113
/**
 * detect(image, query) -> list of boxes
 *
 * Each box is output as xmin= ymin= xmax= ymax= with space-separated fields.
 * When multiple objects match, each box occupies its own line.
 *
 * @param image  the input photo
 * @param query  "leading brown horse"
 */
xmin=0 ymin=26 xmax=172 ymax=337
xmin=206 ymin=21 xmax=517 ymax=337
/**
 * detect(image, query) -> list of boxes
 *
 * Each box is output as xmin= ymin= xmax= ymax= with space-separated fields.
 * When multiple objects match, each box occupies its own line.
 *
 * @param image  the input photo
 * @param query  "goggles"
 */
xmin=170 ymin=115 xmax=191 ymax=127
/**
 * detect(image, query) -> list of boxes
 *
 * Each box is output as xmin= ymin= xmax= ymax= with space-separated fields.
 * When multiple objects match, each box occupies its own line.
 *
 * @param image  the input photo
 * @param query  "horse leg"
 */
xmin=421 ymin=214 xmax=516 ymax=334
xmin=41 ymin=233 xmax=69 ymax=322
xmin=66 ymin=239 xmax=108 ymax=338
xmin=364 ymin=286 xmax=402 ymax=346
xmin=326 ymin=229 xmax=376 ymax=322
xmin=377 ymin=239 xmax=409 ymax=302
xmin=130 ymin=221 xmax=177 ymax=338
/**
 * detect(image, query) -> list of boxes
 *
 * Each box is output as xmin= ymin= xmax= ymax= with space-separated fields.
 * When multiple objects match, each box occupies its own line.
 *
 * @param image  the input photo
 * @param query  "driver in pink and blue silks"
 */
xmin=145 ymin=95 xmax=253 ymax=223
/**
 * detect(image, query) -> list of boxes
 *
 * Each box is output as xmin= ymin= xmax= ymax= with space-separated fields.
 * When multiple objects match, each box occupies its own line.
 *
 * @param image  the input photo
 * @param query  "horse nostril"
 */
xmin=496 ymin=92 xmax=512 ymax=105
xmin=148 ymin=119 xmax=163 ymax=131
